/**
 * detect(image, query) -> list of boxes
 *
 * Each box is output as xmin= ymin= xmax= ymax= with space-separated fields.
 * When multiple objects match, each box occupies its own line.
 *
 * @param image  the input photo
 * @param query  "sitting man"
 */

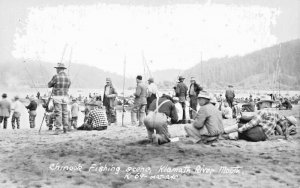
xmin=236 ymin=96 xmax=290 ymax=141
xmin=77 ymin=101 xmax=108 ymax=131
xmin=144 ymin=94 xmax=178 ymax=145
xmin=184 ymin=91 xmax=224 ymax=143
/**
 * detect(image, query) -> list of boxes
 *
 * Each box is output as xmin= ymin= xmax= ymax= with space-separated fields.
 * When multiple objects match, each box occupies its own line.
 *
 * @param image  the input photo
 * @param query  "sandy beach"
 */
xmin=0 ymin=105 xmax=299 ymax=188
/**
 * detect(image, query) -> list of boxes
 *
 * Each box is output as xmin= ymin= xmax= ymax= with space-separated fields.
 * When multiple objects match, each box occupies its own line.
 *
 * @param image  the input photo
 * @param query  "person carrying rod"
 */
xmin=48 ymin=62 xmax=71 ymax=134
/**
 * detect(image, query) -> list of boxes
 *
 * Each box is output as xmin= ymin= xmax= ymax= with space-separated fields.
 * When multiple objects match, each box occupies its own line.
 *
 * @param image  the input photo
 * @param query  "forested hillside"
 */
xmin=183 ymin=39 xmax=300 ymax=90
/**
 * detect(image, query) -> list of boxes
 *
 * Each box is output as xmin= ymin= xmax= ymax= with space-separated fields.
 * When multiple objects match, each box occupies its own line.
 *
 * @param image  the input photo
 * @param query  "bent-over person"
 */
xmin=144 ymin=94 xmax=178 ymax=145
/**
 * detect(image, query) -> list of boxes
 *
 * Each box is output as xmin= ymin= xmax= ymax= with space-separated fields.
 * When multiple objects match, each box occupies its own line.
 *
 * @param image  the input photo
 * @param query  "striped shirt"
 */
xmin=239 ymin=108 xmax=283 ymax=138
xmin=48 ymin=71 xmax=71 ymax=96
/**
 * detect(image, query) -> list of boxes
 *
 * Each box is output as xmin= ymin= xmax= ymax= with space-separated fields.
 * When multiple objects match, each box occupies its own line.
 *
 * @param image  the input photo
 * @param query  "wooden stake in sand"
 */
xmin=122 ymin=55 xmax=126 ymax=127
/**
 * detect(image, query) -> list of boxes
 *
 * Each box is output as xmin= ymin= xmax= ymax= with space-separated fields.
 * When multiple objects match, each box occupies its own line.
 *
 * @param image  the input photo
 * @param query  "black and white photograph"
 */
xmin=0 ymin=0 xmax=299 ymax=187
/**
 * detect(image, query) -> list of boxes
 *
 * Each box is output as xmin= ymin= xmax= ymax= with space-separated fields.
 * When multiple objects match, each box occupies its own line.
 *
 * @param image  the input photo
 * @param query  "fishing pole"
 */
xmin=23 ymin=60 xmax=39 ymax=93
xmin=38 ymin=89 xmax=53 ymax=133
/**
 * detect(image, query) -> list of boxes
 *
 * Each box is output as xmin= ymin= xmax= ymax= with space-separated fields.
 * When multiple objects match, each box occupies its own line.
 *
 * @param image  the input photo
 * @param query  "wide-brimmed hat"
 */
xmin=198 ymin=91 xmax=211 ymax=100
xmin=148 ymin=77 xmax=154 ymax=82
xmin=286 ymin=116 xmax=297 ymax=125
xmin=190 ymin=77 xmax=196 ymax=81
xmin=178 ymin=76 xmax=185 ymax=80
xmin=29 ymin=95 xmax=35 ymax=101
xmin=106 ymin=77 xmax=111 ymax=82
xmin=14 ymin=95 xmax=20 ymax=100
xmin=228 ymin=84 xmax=234 ymax=87
xmin=54 ymin=62 xmax=67 ymax=69
xmin=257 ymin=95 xmax=274 ymax=104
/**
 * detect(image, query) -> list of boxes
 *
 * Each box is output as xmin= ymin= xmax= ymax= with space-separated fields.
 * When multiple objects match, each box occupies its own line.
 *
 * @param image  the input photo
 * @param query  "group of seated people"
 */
xmin=143 ymin=91 xmax=298 ymax=145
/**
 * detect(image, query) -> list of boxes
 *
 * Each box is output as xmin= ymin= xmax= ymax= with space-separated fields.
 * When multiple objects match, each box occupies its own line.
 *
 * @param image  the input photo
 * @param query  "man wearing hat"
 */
xmin=11 ymin=95 xmax=23 ymax=129
xmin=0 ymin=93 xmax=11 ymax=129
xmin=225 ymin=85 xmax=235 ymax=108
xmin=103 ymin=78 xmax=118 ymax=125
xmin=237 ymin=95 xmax=285 ymax=141
xmin=48 ymin=62 xmax=71 ymax=134
xmin=175 ymin=76 xmax=188 ymax=123
xmin=146 ymin=77 xmax=158 ymax=113
xmin=131 ymin=75 xmax=147 ymax=126
xmin=77 ymin=101 xmax=108 ymax=130
xmin=184 ymin=91 xmax=224 ymax=143
xmin=188 ymin=77 xmax=202 ymax=119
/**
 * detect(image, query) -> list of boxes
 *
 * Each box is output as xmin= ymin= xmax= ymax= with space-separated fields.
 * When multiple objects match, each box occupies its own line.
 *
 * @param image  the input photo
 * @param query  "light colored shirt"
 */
xmin=193 ymin=103 xmax=224 ymax=136
xmin=174 ymin=102 xmax=183 ymax=121
xmin=222 ymin=106 xmax=233 ymax=119
xmin=71 ymin=102 xmax=80 ymax=117
xmin=147 ymin=83 xmax=158 ymax=97
xmin=11 ymin=100 xmax=23 ymax=114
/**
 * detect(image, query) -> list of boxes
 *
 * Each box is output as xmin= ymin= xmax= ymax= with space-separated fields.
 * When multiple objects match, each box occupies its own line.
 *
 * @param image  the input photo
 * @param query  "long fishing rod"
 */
xmin=122 ymin=55 xmax=126 ymax=127
xmin=23 ymin=60 xmax=39 ymax=93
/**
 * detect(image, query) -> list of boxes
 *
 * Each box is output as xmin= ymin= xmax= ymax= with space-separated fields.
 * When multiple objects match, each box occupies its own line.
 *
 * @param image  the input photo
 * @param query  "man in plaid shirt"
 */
xmin=237 ymin=96 xmax=285 ymax=141
xmin=77 ymin=101 xmax=108 ymax=130
xmin=48 ymin=63 xmax=71 ymax=134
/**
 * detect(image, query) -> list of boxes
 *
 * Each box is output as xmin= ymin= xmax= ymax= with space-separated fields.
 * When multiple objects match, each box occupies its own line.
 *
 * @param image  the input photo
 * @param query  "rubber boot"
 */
xmin=131 ymin=111 xmax=137 ymax=126
xmin=138 ymin=112 xmax=146 ymax=126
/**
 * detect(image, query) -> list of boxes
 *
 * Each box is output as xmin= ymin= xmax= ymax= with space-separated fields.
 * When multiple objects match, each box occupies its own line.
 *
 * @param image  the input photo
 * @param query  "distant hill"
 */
xmin=0 ymin=61 xmax=135 ymax=90
xmin=183 ymin=39 xmax=300 ymax=90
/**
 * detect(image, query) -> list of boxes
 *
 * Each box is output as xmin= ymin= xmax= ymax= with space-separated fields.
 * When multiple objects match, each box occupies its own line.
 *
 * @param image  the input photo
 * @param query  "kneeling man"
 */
xmin=144 ymin=94 xmax=178 ymax=145
xmin=184 ymin=91 xmax=224 ymax=143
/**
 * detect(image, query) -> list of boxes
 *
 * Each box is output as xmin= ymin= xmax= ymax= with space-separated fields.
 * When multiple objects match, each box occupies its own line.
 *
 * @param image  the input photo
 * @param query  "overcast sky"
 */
xmin=1 ymin=0 xmax=299 ymax=77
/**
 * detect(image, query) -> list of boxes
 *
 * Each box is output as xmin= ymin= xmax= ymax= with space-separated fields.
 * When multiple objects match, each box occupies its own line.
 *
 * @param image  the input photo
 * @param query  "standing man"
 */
xmin=26 ymin=95 xmax=38 ymax=128
xmin=11 ymin=95 xmax=23 ymax=129
xmin=71 ymin=99 xmax=80 ymax=129
xmin=146 ymin=77 xmax=158 ymax=112
xmin=103 ymin=78 xmax=118 ymax=125
xmin=188 ymin=77 xmax=202 ymax=119
xmin=175 ymin=76 xmax=188 ymax=123
xmin=131 ymin=75 xmax=147 ymax=126
xmin=48 ymin=62 xmax=71 ymax=134
xmin=225 ymin=85 xmax=235 ymax=108
xmin=0 ymin=93 xmax=11 ymax=129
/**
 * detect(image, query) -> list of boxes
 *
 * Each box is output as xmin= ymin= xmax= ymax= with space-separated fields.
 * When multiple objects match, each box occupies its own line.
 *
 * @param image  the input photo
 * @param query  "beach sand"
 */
xmin=0 ymin=105 xmax=299 ymax=188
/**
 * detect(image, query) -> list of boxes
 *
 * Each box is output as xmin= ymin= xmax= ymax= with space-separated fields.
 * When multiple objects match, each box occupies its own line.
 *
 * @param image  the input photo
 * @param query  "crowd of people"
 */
xmin=0 ymin=62 xmax=298 ymax=144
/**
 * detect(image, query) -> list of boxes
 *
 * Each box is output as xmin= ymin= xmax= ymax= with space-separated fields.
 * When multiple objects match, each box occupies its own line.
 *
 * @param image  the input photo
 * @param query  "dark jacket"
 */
xmin=225 ymin=89 xmax=235 ymax=99
xmin=103 ymin=84 xmax=117 ymax=107
xmin=148 ymin=97 xmax=178 ymax=123
xmin=26 ymin=100 xmax=38 ymax=111
xmin=175 ymin=82 xmax=188 ymax=102
xmin=189 ymin=82 xmax=203 ymax=97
